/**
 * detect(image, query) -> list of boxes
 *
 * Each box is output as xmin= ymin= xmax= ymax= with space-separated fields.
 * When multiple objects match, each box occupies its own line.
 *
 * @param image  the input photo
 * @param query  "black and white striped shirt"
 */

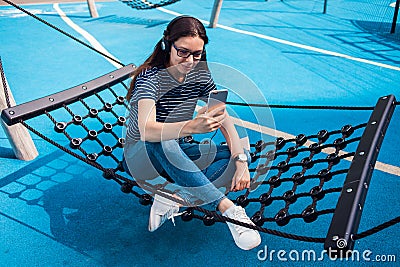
xmin=126 ymin=66 xmax=216 ymax=141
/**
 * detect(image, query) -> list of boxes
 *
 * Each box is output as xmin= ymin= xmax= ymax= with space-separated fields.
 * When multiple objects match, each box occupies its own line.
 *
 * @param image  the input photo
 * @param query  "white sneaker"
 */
xmin=148 ymin=194 xmax=181 ymax=232
xmin=223 ymin=205 xmax=261 ymax=250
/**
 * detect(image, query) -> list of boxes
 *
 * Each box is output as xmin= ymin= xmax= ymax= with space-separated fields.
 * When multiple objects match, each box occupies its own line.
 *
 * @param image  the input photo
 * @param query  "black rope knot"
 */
xmin=103 ymin=168 xmax=116 ymax=180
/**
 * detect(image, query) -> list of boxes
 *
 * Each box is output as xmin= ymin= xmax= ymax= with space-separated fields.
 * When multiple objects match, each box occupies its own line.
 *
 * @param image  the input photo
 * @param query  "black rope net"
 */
xmin=27 ymin=114 xmax=361 ymax=243
xmin=119 ymin=0 xmax=181 ymax=10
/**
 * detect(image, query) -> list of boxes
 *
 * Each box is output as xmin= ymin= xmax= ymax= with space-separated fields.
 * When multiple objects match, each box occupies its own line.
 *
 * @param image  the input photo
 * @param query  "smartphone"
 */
xmin=207 ymin=89 xmax=228 ymax=113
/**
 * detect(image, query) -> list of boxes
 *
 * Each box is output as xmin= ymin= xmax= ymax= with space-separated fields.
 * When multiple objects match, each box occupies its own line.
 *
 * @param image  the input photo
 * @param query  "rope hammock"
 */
xmin=1 ymin=0 xmax=399 ymax=257
xmin=1 ymin=63 xmax=399 ymax=257
xmin=119 ymin=0 xmax=181 ymax=10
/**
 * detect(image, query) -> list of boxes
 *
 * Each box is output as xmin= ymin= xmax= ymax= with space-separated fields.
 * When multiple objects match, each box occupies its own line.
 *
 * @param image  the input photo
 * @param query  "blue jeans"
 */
xmin=123 ymin=138 xmax=249 ymax=209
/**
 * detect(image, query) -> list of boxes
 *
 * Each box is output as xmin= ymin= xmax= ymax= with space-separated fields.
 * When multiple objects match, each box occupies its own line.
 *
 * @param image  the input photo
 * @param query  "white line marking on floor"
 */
xmin=157 ymin=7 xmax=400 ymax=72
xmin=53 ymin=3 xmax=123 ymax=68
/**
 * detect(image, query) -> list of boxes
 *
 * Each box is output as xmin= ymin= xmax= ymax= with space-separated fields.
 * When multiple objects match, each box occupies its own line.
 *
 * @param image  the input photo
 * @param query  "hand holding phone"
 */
xmin=207 ymin=89 xmax=228 ymax=113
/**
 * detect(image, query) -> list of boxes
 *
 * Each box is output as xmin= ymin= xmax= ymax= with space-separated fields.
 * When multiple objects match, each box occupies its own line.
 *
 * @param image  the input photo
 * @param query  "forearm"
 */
xmin=137 ymin=99 xmax=226 ymax=142
xmin=222 ymin=114 xmax=251 ymax=192
xmin=220 ymin=114 xmax=244 ymax=155
xmin=140 ymin=120 xmax=193 ymax=142
xmin=137 ymin=99 xmax=194 ymax=142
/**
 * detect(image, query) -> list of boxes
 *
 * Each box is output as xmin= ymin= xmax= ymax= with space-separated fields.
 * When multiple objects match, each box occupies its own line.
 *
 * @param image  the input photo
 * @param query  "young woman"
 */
xmin=123 ymin=15 xmax=261 ymax=250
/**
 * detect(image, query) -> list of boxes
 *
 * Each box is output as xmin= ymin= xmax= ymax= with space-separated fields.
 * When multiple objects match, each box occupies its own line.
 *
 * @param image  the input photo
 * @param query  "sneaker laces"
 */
xmin=164 ymin=206 xmax=184 ymax=227
xmin=231 ymin=207 xmax=254 ymax=235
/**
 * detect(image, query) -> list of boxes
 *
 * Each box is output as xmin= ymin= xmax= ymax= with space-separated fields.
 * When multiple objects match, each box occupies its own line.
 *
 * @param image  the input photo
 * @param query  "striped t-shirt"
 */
xmin=126 ymin=66 xmax=217 ymax=141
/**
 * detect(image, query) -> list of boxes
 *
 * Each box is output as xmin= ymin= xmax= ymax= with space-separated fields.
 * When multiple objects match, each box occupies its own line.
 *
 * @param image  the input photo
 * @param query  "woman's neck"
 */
xmin=166 ymin=65 xmax=186 ymax=83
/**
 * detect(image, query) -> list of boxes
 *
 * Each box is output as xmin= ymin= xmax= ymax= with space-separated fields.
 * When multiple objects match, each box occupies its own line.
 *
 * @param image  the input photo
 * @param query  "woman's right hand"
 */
xmin=185 ymin=105 xmax=226 ymax=134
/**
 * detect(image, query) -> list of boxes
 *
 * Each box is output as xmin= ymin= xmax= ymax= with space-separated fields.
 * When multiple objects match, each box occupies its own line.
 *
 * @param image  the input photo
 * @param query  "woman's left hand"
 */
xmin=231 ymin=162 xmax=251 ymax=192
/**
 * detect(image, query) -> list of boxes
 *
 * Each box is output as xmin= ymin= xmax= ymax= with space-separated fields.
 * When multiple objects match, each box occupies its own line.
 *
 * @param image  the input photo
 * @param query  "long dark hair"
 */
xmin=126 ymin=16 xmax=210 ymax=101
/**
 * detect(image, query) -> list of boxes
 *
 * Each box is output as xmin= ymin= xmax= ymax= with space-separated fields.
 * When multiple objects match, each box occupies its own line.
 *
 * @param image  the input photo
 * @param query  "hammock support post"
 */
xmin=0 ymin=70 xmax=38 ymax=161
xmin=87 ymin=0 xmax=99 ymax=18
xmin=209 ymin=0 xmax=223 ymax=28
xmin=324 ymin=95 xmax=396 ymax=257
xmin=391 ymin=0 xmax=400 ymax=34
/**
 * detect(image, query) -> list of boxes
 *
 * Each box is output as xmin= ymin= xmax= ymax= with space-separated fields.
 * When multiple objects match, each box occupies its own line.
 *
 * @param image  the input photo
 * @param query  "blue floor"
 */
xmin=1 ymin=0 xmax=399 ymax=266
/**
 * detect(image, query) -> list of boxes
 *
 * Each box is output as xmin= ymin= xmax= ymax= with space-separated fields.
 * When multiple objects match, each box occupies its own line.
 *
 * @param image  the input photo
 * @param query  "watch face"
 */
xmin=237 ymin=153 xmax=247 ymax=161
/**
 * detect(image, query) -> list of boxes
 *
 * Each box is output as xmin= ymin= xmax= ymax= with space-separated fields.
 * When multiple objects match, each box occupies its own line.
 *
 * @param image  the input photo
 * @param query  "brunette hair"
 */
xmin=126 ymin=16 xmax=209 ymax=101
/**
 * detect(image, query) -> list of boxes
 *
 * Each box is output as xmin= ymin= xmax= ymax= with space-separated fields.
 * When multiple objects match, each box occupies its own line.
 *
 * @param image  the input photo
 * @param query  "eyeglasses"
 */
xmin=172 ymin=43 xmax=204 ymax=60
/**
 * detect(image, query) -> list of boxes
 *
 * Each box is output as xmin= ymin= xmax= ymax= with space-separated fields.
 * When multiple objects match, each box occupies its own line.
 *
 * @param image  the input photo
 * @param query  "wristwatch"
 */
xmin=233 ymin=153 xmax=248 ymax=162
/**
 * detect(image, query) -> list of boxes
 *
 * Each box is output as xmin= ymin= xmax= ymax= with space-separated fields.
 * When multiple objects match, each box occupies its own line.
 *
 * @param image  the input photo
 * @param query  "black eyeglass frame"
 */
xmin=172 ymin=43 xmax=204 ymax=60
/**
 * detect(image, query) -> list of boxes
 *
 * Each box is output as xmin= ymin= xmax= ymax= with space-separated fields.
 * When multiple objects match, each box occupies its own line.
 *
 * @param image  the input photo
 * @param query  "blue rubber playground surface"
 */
xmin=0 ymin=0 xmax=399 ymax=266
